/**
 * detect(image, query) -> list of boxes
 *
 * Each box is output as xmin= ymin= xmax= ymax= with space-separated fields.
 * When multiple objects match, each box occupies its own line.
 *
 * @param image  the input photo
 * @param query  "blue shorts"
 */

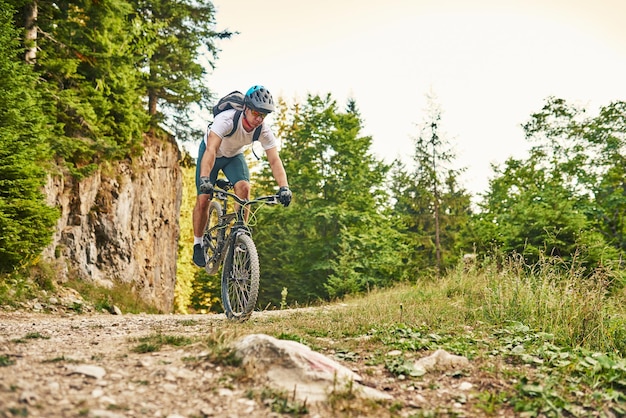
xmin=195 ymin=140 xmax=250 ymax=195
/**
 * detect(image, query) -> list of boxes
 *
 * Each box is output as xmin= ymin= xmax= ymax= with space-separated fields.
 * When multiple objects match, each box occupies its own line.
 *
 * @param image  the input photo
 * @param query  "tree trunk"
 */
xmin=148 ymin=90 xmax=158 ymax=116
xmin=432 ymin=124 xmax=442 ymax=275
xmin=24 ymin=1 xmax=38 ymax=64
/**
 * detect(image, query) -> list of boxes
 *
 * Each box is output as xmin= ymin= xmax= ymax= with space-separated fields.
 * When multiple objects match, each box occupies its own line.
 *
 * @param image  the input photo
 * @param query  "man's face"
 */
xmin=244 ymin=107 xmax=267 ymax=128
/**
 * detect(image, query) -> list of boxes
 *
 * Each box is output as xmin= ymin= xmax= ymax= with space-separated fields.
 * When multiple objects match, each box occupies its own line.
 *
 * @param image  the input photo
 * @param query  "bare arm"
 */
xmin=200 ymin=131 xmax=222 ymax=178
xmin=265 ymin=147 xmax=289 ymax=188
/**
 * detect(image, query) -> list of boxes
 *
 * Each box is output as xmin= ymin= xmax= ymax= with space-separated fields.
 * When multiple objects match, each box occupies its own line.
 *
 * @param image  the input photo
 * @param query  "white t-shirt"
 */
xmin=207 ymin=109 xmax=278 ymax=158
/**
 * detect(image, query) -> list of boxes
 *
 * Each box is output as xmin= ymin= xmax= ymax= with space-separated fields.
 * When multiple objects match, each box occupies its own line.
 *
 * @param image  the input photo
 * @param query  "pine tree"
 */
xmin=392 ymin=93 xmax=471 ymax=276
xmin=129 ymin=0 xmax=232 ymax=141
xmin=0 ymin=1 xmax=58 ymax=273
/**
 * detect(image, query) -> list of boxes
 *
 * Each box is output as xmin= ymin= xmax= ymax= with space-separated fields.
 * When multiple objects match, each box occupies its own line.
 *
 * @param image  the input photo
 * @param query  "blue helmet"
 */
xmin=244 ymin=85 xmax=275 ymax=113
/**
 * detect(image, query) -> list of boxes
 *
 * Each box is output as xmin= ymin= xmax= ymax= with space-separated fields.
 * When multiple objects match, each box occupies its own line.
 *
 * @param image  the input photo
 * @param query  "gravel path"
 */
xmin=0 ymin=311 xmax=282 ymax=418
xmin=1 ymin=309 xmax=504 ymax=417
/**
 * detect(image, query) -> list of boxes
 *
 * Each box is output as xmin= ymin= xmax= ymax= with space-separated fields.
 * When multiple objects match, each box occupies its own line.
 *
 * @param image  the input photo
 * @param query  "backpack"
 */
xmin=211 ymin=91 xmax=262 ymax=143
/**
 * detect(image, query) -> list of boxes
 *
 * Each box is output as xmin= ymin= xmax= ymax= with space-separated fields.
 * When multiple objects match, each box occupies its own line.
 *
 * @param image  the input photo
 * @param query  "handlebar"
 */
xmin=212 ymin=178 xmax=280 ymax=206
xmin=213 ymin=188 xmax=279 ymax=206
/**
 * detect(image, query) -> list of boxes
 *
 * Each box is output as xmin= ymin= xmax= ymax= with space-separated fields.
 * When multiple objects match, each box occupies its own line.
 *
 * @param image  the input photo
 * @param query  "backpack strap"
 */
xmin=251 ymin=126 xmax=262 ymax=160
xmin=225 ymin=110 xmax=242 ymax=138
xmin=252 ymin=126 xmax=261 ymax=142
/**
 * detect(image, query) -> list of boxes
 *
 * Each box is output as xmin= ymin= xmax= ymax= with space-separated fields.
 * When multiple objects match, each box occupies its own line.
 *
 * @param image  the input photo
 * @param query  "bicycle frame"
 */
xmin=204 ymin=178 xmax=279 ymax=320
xmin=212 ymin=178 xmax=279 ymax=235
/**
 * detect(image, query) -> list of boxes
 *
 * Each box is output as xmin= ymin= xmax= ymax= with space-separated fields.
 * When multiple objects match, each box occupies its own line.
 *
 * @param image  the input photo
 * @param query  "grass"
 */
xmin=0 ymin=259 xmax=161 ymax=314
xmin=0 ymin=355 xmax=14 ymax=367
xmin=221 ymin=254 xmax=626 ymax=416
xmin=12 ymin=332 xmax=50 ymax=344
xmin=130 ymin=332 xmax=193 ymax=353
xmin=64 ymin=278 xmax=160 ymax=314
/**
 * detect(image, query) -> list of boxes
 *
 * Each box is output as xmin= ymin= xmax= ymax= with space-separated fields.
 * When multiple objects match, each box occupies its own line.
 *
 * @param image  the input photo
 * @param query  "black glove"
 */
xmin=278 ymin=186 xmax=292 ymax=207
xmin=199 ymin=176 xmax=213 ymax=195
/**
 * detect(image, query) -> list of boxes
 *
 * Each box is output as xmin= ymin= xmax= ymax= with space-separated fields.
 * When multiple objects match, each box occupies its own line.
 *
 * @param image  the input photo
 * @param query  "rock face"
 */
xmin=42 ymin=135 xmax=182 ymax=313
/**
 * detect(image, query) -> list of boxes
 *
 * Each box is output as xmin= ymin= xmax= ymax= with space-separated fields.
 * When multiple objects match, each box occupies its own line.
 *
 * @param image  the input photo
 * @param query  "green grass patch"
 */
xmin=41 ymin=355 xmax=78 ymax=363
xmin=130 ymin=333 xmax=193 ymax=353
xmin=65 ymin=278 xmax=160 ymax=314
xmin=260 ymin=387 xmax=309 ymax=415
xmin=0 ymin=355 xmax=14 ymax=367
xmin=12 ymin=331 xmax=50 ymax=343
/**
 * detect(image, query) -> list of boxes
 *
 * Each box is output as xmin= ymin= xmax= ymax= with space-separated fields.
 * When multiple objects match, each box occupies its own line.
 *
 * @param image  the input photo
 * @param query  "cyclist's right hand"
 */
xmin=199 ymin=176 xmax=213 ymax=195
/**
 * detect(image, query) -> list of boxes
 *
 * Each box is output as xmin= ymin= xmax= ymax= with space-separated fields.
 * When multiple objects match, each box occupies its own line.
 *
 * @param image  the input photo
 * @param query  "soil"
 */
xmin=0 ymin=307 xmax=514 ymax=418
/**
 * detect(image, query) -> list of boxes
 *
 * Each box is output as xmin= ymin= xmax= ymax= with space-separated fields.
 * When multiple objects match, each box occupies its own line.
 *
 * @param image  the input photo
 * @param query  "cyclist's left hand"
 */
xmin=278 ymin=186 xmax=292 ymax=207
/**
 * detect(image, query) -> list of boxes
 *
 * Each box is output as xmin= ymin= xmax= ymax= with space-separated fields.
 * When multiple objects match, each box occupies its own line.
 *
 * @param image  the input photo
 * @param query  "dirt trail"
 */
xmin=0 ymin=310 xmax=503 ymax=417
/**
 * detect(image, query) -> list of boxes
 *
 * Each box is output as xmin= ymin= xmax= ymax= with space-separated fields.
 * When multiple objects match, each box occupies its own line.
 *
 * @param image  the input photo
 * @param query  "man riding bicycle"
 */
xmin=192 ymin=85 xmax=292 ymax=267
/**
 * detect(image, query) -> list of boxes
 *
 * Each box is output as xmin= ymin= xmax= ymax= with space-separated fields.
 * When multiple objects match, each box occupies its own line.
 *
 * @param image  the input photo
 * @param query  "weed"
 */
xmin=259 ymin=387 xmax=308 ymax=415
xmin=202 ymin=330 xmax=243 ymax=367
xmin=0 ymin=355 xmax=14 ymax=367
xmin=130 ymin=333 xmax=193 ymax=353
xmin=41 ymin=355 xmax=78 ymax=363
xmin=65 ymin=278 xmax=160 ymax=314
xmin=13 ymin=332 xmax=50 ymax=343
xmin=8 ymin=407 xmax=28 ymax=417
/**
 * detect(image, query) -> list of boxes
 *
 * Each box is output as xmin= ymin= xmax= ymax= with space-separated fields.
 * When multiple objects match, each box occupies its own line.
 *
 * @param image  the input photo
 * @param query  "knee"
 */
xmin=234 ymin=181 xmax=251 ymax=197
xmin=195 ymin=195 xmax=209 ymax=210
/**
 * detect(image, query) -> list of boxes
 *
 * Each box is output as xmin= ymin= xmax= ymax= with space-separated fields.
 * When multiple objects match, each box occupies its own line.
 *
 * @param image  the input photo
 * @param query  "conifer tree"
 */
xmin=129 ymin=0 xmax=232 ymax=141
xmin=392 ymin=94 xmax=471 ymax=276
xmin=0 ymin=1 xmax=58 ymax=273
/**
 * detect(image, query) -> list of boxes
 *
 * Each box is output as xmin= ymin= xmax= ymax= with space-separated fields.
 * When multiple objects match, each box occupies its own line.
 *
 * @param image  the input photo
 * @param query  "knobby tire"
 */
xmin=203 ymin=201 xmax=223 ymax=275
xmin=221 ymin=233 xmax=260 ymax=321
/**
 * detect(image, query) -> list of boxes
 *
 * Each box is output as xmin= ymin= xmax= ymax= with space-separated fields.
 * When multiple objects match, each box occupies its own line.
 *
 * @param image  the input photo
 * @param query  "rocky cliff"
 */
xmin=42 ymin=135 xmax=182 ymax=313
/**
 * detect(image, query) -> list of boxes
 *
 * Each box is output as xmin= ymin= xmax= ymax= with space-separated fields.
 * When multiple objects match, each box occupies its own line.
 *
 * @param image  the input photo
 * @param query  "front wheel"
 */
xmin=203 ymin=200 xmax=223 ymax=275
xmin=221 ymin=233 xmax=260 ymax=321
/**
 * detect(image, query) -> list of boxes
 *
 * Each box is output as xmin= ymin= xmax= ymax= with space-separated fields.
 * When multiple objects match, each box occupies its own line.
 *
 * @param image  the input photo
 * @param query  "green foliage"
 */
xmin=251 ymin=94 xmax=409 ymax=306
xmin=64 ymin=278 xmax=160 ymax=314
xmin=33 ymin=0 xmax=149 ymax=177
xmin=390 ymin=95 xmax=472 ymax=277
xmin=259 ymin=387 xmax=309 ymax=415
xmin=129 ymin=0 xmax=232 ymax=141
xmin=131 ymin=332 xmax=192 ymax=353
xmin=174 ymin=163 xmax=199 ymax=313
xmin=463 ymin=97 xmax=626 ymax=279
xmin=189 ymin=269 xmax=221 ymax=313
xmin=0 ymin=1 xmax=58 ymax=273
xmin=477 ymin=252 xmax=624 ymax=352
xmin=0 ymin=354 xmax=14 ymax=367
xmin=243 ymin=256 xmax=626 ymax=416
xmin=7 ymin=0 xmax=229 ymax=177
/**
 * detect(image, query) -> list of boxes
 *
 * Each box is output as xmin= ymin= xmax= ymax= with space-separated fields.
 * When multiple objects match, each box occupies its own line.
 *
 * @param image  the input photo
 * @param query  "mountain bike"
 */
xmin=202 ymin=178 xmax=279 ymax=321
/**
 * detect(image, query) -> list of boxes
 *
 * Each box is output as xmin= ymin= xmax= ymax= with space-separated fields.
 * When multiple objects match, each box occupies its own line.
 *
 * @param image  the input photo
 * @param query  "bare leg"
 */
xmin=233 ymin=180 xmax=251 ymax=222
xmin=193 ymin=194 xmax=211 ymax=238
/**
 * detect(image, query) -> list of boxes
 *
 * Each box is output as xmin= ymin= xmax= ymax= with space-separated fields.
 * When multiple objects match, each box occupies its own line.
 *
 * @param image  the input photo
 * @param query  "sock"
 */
xmin=194 ymin=236 xmax=203 ymax=246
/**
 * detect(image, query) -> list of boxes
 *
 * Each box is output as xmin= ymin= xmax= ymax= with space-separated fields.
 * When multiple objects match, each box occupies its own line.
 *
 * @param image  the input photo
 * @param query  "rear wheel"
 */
xmin=203 ymin=201 xmax=223 ymax=275
xmin=221 ymin=233 xmax=260 ymax=321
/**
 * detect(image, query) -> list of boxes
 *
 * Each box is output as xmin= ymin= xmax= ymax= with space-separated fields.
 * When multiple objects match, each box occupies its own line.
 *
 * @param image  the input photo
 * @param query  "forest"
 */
xmin=1 ymin=1 xmax=625 ymax=312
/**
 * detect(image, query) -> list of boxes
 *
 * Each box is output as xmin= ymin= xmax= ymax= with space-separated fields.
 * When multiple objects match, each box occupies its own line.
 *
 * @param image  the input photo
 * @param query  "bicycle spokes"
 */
xmin=221 ymin=234 xmax=260 ymax=321
xmin=226 ymin=244 xmax=252 ymax=311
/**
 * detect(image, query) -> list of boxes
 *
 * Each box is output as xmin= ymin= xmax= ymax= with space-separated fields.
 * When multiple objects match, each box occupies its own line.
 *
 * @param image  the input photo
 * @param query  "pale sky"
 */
xmin=193 ymin=0 xmax=626 ymax=197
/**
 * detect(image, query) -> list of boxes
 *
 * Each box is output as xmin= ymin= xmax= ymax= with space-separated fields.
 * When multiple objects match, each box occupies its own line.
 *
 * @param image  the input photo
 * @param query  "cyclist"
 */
xmin=192 ymin=85 xmax=292 ymax=267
